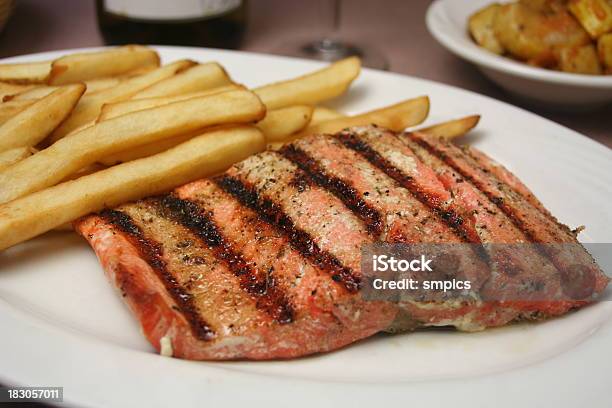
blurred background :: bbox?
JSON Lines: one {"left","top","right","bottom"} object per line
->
{"left": 0, "top": 0, "right": 608, "bottom": 146}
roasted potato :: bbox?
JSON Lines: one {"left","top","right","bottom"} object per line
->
{"left": 519, "top": 0, "right": 569, "bottom": 12}
{"left": 493, "top": 3, "right": 590, "bottom": 62}
{"left": 568, "top": 0, "right": 612, "bottom": 39}
{"left": 469, "top": 4, "right": 505, "bottom": 54}
{"left": 558, "top": 44, "right": 603, "bottom": 73}
{"left": 598, "top": 33, "right": 612, "bottom": 72}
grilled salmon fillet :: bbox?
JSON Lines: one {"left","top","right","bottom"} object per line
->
{"left": 76, "top": 125, "right": 609, "bottom": 360}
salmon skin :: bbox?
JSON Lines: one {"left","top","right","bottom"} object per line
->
{"left": 76, "top": 125, "right": 608, "bottom": 360}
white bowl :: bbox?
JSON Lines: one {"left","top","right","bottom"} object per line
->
{"left": 426, "top": 0, "right": 612, "bottom": 110}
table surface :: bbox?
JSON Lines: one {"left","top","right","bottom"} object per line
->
{"left": 0, "top": 0, "right": 610, "bottom": 148}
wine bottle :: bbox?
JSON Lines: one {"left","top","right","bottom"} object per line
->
{"left": 96, "top": 0, "right": 246, "bottom": 49}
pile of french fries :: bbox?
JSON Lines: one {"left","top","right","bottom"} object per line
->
{"left": 0, "top": 45, "right": 480, "bottom": 251}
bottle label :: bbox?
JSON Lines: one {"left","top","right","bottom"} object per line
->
{"left": 103, "top": 0, "right": 241, "bottom": 21}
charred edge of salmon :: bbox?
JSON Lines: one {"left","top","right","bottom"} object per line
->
{"left": 99, "top": 209, "right": 216, "bottom": 341}
{"left": 336, "top": 131, "right": 470, "bottom": 243}
{"left": 154, "top": 194, "right": 295, "bottom": 324}
{"left": 279, "top": 145, "right": 384, "bottom": 237}
{"left": 213, "top": 175, "right": 362, "bottom": 293}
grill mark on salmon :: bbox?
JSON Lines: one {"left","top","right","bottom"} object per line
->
{"left": 463, "top": 146, "right": 554, "bottom": 220}
{"left": 230, "top": 151, "right": 372, "bottom": 276}
{"left": 336, "top": 130, "right": 470, "bottom": 242}
{"left": 279, "top": 144, "right": 384, "bottom": 237}
{"left": 214, "top": 175, "right": 362, "bottom": 292}
{"left": 288, "top": 135, "right": 491, "bottom": 308}
{"left": 99, "top": 209, "right": 216, "bottom": 341}
{"left": 155, "top": 194, "right": 295, "bottom": 324}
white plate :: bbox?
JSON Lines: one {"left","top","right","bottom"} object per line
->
{"left": 426, "top": 0, "right": 612, "bottom": 109}
{"left": 0, "top": 46, "right": 611, "bottom": 408}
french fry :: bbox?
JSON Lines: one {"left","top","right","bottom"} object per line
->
{"left": 48, "top": 45, "right": 160, "bottom": 85}
{"left": 294, "top": 96, "right": 430, "bottom": 140}
{"left": 0, "top": 60, "right": 52, "bottom": 84}
{"left": 0, "top": 84, "right": 86, "bottom": 152}
{"left": 254, "top": 57, "right": 361, "bottom": 109}
{"left": 310, "top": 106, "right": 345, "bottom": 125}
{"left": 0, "top": 126, "right": 265, "bottom": 251}
{"left": 0, "top": 99, "right": 36, "bottom": 125}
{"left": 0, "top": 147, "right": 33, "bottom": 171}
{"left": 61, "top": 163, "right": 108, "bottom": 182}
{"left": 49, "top": 59, "right": 196, "bottom": 142}
{"left": 0, "top": 89, "right": 265, "bottom": 203}
{"left": 101, "top": 105, "right": 313, "bottom": 165}
{"left": 258, "top": 105, "right": 313, "bottom": 142}
{"left": 100, "top": 132, "right": 196, "bottom": 166}
{"left": 131, "top": 62, "right": 232, "bottom": 99}
{"left": 53, "top": 223, "right": 74, "bottom": 232}
{"left": 98, "top": 84, "right": 243, "bottom": 121}
{"left": 8, "top": 77, "right": 123, "bottom": 101}
{"left": 82, "top": 77, "right": 123, "bottom": 94}
{"left": 416, "top": 115, "right": 481, "bottom": 140}
{"left": 0, "top": 82, "right": 35, "bottom": 101}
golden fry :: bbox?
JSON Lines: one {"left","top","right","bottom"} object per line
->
{"left": 0, "top": 82, "right": 35, "bottom": 101}
{"left": 257, "top": 105, "right": 313, "bottom": 142}
{"left": 9, "top": 77, "right": 123, "bottom": 101}
{"left": 98, "top": 84, "right": 242, "bottom": 121}
{"left": 49, "top": 59, "right": 195, "bottom": 142}
{"left": 254, "top": 57, "right": 361, "bottom": 109}
{"left": 131, "top": 62, "right": 232, "bottom": 99}
{"left": 0, "top": 60, "right": 52, "bottom": 84}
{"left": 310, "top": 106, "right": 345, "bottom": 125}
{"left": 0, "top": 126, "right": 265, "bottom": 250}
{"left": 101, "top": 105, "right": 313, "bottom": 164}
{"left": 295, "top": 96, "right": 429, "bottom": 140}
{"left": 0, "top": 99, "right": 36, "bottom": 125}
{"left": 99, "top": 132, "right": 196, "bottom": 166}
{"left": 0, "top": 89, "right": 265, "bottom": 204}
{"left": 0, "top": 146, "right": 33, "bottom": 171}
{"left": 416, "top": 115, "right": 481, "bottom": 140}
{"left": 48, "top": 45, "right": 160, "bottom": 85}
{"left": 0, "top": 84, "right": 85, "bottom": 152}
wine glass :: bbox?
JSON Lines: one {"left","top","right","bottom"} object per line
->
{"left": 275, "top": 0, "right": 389, "bottom": 70}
